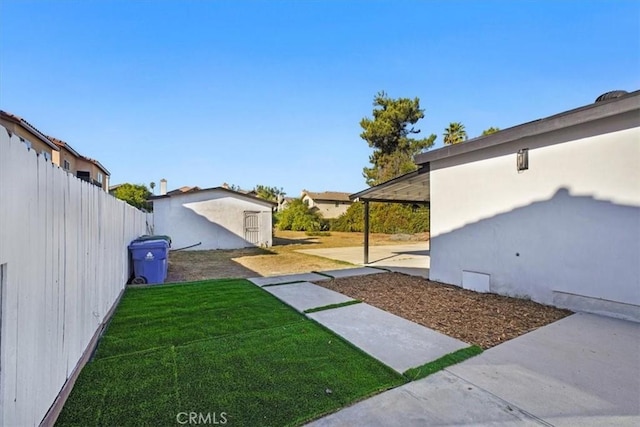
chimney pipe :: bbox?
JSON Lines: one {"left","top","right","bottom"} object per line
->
{"left": 160, "top": 179, "right": 167, "bottom": 195}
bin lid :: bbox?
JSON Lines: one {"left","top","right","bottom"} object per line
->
{"left": 133, "top": 234, "right": 171, "bottom": 244}
{"left": 129, "top": 239, "right": 170, "bottom": 250}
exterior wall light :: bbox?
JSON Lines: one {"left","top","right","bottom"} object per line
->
{"left": 517, "top": 148, "right": 529, "bottom": 172}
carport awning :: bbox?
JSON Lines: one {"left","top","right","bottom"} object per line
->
{"left": 349, "top": 166, "right": 430, "bottom": 204}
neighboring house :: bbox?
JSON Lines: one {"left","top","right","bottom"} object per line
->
{"left": 0, "top": 110, "right": 59, "bottom": 161}
{"left": 48, "top": 136, "right": 82, "bottom": 174}
{"left": 301, "top": 190, "right": 353, "bottom": 218}
{"left": 50, "top": 136, "right": 111, "bottom": 191}
{"left": 166, "top": 185, "right": 201, "bottom": 196}
{"left": 75, "top": 155, "right": 110, "bottom": 190}
{"left": 352, "top": 90, "right": 640, "bottom": 321}
{"left": 108, "top": 183, "right": 123, "bottom": 194}
{"left": 150, "top": 183, "right": 276, "bottom": 250}
{"left": 0, "top": 110, "right": 110, "bottom": 190}
{"left": 278, "top": 196, "right": 294, "bottom": 212}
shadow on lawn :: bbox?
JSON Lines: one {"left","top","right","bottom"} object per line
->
{"left": 273, "top": 236, "right": 319, "bottom": 246}
{"left": 166, "top": 247, "right": 273, "bottom": 282}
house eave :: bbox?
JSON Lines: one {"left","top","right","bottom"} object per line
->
{"left": 414, "top": 90, "right": 640, "bottom": 166}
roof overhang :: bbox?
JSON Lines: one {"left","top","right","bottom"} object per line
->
{"left": 350, "top": 166, "right": 430, "bottom": 204}
{"left": 415, "top": 89, "right": 640, "bottom": 166}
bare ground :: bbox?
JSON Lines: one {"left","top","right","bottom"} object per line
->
{"left": 314, "top": 272, "right": 572, "bottom": 349}
{"left": 167, "top": 231, "right": 425, "bottom": 282}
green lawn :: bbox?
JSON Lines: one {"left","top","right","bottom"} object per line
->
{"left": 56, "top": 279, "right": 405, "bottom": 426}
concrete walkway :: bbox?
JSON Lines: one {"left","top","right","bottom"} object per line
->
{"left": 308, "top": 303, "right": 468, "bottom": 373}
{"left": 248, "top": 268, "right": 467, "bottom": 374}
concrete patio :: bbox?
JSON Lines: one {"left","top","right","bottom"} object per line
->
{"left": 308, "top": 311, "right": 640, "bottom": 426}
{"left": 297, "top": 242, "right": 430, "bottom": 272}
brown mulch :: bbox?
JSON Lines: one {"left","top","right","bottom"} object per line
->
{"left": 314, "top": 273, "right": 572, "bottom": 349}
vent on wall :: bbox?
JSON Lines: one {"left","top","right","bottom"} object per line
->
{"left": 462, "top": 271, "right": 491, "bottom": 293}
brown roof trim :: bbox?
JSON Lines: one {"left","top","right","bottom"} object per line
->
{"left": 47, "top": 135, "right": 82, "bottom": 158}
{"left": 149, "top": 186, "right": 277, "bottom": 206}
{"left": 414, "top": 90, "right": 640, "bottom": 165}
{"left": 0, "top": 110, "right": 59, "bottom": 151}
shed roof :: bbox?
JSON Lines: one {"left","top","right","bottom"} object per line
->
{"left": 150, "top": 186, "right": 277, "bottom": 207}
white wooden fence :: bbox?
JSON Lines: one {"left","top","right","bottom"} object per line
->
{"left": 0, "top": 126, "right": 149, "bottom": 426}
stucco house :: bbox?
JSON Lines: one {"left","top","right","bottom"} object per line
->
{"left": 150, "top": 183, "right": 276, "bottom": 250}
{"left": 49, "top": 136, "right": 111, "bottom": 190}
{"left": 0, "top": 110, "right": 59, "bottom": 160}
{"left": 301, "top": 190, "right": 353, "bottom": 219}
{"left": 352, "top": 90, "right": 639, "bottom": 321}
{"left": 0, "top": 110, "right": 110, "bottom": 190}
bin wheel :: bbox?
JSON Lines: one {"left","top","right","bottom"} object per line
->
{"left": 132, "top": 276, "right": 147, "bottom": 285}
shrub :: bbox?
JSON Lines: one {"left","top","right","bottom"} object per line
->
{"left": 277, "top": 199, "right": 324, "bottom": 232}
{"left": 331, "top": 202, "right": 429, "bottom": 234}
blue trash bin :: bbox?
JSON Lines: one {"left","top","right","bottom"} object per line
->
{"left": 129, "top": 237, "right": 170, "bottom": 284}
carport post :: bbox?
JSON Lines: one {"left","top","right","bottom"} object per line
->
{"left": 363, "top": 200, "right": 369, "bottom": 264}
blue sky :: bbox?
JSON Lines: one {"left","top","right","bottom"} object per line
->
{"left": 1, "top": 1, "right": 638, "bottom": 196}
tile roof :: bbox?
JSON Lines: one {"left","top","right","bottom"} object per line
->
{"left": 166, "top": 186, "right": 201, "bottom": 196}
{"left": 1, "top": 110, "right": 111, "bottom": 175}
{"left": 46, "top": 135, "right": 82, "bottom": 157}
{"left": 0, "top": 110, "right": 59, "bottom": 151}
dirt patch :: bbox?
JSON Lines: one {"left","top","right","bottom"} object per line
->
{"left": 233, "top": 251, "right": 353, "bottom": 277}
{"left": 315, "top": 272, "right": 572, "bottom": 349}
{"left": 274, "top": 230, "right": 428, "bottom": 248}
{"left": 167, "top": 248, "right": 268, "bottom": 282}
{"left": 167, "top": 231, "right": 427, "bottom": 282}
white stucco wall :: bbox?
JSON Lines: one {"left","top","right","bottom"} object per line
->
{"left": 429, "top": 113, "right": 640, "bottom": 321}
{"left": 153, "top": 190, "right": 273, "bottom": 250}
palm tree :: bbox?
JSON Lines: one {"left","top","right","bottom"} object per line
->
{"left": 443, "top": 122, "right": 468, "bottom": 145}
{"left": 149, "top": 181, "right": 156, "bottom": 194}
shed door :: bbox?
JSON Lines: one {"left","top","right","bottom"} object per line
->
{"left": 244, "top": 211, "right": 260, "bottom": 245}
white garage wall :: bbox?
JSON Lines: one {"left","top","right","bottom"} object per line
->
{"left": 153, "top": 190, "right": 273, "bottom": 250}
{"left": 0, "top": 128, "right": 148, "bottom": 425}
{"left": 429, "top": 116, "right": 640, "bottom": 321}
